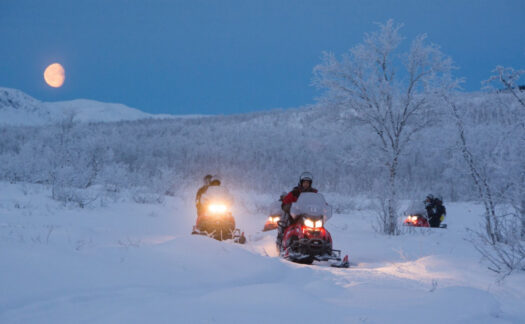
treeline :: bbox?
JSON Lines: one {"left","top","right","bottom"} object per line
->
{"left": 0, "top": 92, "right": 522, "bottom": 201}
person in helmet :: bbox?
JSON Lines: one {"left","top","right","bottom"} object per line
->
{"left": 424, "top": 194, "right": 446, "bottom": 228}
{"left": 195, "top": 175, "right": 221, "bottom": 215}
{"left": 277, "top": 172, "right": 318, "bottom": 248}
{"left": 282, "top": 172, "right": 318, "bottom": 209}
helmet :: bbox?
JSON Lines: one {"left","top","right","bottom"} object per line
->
{"left": 424, "top": 194, "right": 434, "bottom": 205}
{"left": 299, "top": 172, "right": 313, "bottom": 185}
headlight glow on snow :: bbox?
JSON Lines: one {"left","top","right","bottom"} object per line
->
{"left": 208, "top": 204, "right": 227, "bottom": 213}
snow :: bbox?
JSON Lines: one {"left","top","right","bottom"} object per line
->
{"left": 0, "top": 87, "right": 205, "bottom": 126}
{"left": 1, "top": 86, "right": 522, "bottom": 204}
{"left": 1, "top": 182, "right": 524, "bottom": 323}
{"left": 42, "top": 99, "right": 154, "bottom": 123}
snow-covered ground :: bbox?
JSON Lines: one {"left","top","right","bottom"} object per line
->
{"left": 1, "top": 182, "right": 524, "bottom": 323}
{"left": 0, "top": 87, "right": 206, "bottom": 126}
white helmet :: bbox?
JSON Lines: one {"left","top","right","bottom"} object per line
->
{"left": 299, "top": 171, "right": 313, "bottom": 185}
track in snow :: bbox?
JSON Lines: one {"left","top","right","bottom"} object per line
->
{"left": 1, "top": 183, "right": 524, "bottom": 323}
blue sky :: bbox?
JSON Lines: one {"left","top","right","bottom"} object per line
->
{"left": 1, "top": 0, "right": 524, "bottom": 115}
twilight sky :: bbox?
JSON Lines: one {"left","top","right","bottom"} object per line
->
{"left": 1, "top": 0, "right": 524, "bottom": 115}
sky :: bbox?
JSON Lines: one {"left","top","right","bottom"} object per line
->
{"left": 1, "top": 0, "right": 524, "bottom": 115}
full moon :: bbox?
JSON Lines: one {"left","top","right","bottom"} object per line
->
{"left": 43, "top": 63, "right": 65, "bottom": 88}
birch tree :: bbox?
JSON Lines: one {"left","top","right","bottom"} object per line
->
{"left": 484, "top": 66, "right": 525, "bottom": 240}
{"left": 443, "top": 66, "right": 525, "bottom": 274}
{"left": 313, "top": 20, "right": 456, "bottom": 234}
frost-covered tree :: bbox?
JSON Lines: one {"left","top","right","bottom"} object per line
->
{"left": 313, "top": 20, "right": 456, "bottom": 235}
{"left": 485, "top": 66, "right": 525, "bottom": 110}
{"left": 0, "top": 86, "right": 520, "bottom": 210}
{"left": 442, "top": 65, "right": 525, "bottom": 274}
{"left": 445, "top": 95, "right": 500, "bottom": 242}
{"left": 484, "top": 66, "right": 525, "bottom": 239}
{"left": 478, "top": 66, "right": 525, "bottom": 273}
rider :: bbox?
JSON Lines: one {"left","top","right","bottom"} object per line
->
{"left": 195, "top": 175, "right": 213, "bottom": 208}
{"left": 195, "top": 175, "right": 221, "bottom": 216}
{"left": 277, "top": 172, "right": 318, "bottom": 248}
{"left": 424, "top": 194, "right": 446, "bottom": 228}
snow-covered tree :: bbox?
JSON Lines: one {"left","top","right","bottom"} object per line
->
{"left": 442, "top": 65, "right": 525, "bottom": 274}
{"left": 485, "top": 66, "right": 525, "bottom": 239}
{"left": 0, "top": 85, "right": 521, "bottom": 211}
{"left": 485, "top": 66, "right": 525, "bottom": 110}
{"left": 313, "top": 20, "right": 456, "bottom": 235}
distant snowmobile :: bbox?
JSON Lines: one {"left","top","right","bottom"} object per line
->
{"left": 403, "top": 196, "right": 447, "bottom": 228}
{"left": 263, "top": 214, "right": 281, "bottom": 232}
{"left": 403, "top": 212, "right": 431, "bottom": 227}
{"left": 278, "top": 192, "right": 349, "bottom": 268}
{"left": 403, "top": 208, "right": 447, "bottom": 229}
{"left": 192, "top": 186, "right": 246, "bottom": 243}
{"left": 262, "top": 197, "right": 284, "bottom": 232}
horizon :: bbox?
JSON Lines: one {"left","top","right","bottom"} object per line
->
{"left": 2, "top": 84, "right": 516, "bottom": 119}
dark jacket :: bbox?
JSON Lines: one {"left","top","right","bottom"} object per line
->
{"left": 195, "top": 182, "right": 221, "bottom": 205}
{"left": 195, "top": 185, "right": 209, "bottom": 205}
{"left": 426, "top": 199, "right": 446, "bottom": 227}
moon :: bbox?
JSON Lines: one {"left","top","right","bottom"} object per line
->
{"left": 43, "top": 63, "right": 65, "bottom": 88}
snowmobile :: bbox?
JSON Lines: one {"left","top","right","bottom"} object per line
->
{"left": 403, "top": 212, "right": 447, "bottom": 228}
{"left": 278, "top": 192, "right": 349, "bottom": 268}
{"left": 403, "top": 213, "right": 430, "bottom": 227}
{"left": 262, "top": 197, "right": 284, "bottom": 232}
{"left": 263, "top": 214, "right": 281, "bottom": 231}
{"left": 192, "top": 186, "right": 246, "bottom": 244}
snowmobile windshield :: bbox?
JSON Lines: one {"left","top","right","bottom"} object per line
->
{"left": 290, "top": 192, "right": 332, "bottom": 222}
{"left": 201, "top": 186, "right": 233, "bottom": 206}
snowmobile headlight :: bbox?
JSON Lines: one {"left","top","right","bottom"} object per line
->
{"left": 315, "top": 220, "right": 323, "bottom": 228}
{"left": 208, "top": 204, "right": 227, "bottom": 213}
{"left": 410, "top": 216, "right": 418, "bottom": 221}
{"left": 304, "top": 218, "right": 315, "bottom": 228}
{"left": 272, "top": 216, "right": 280, "bottom": 223}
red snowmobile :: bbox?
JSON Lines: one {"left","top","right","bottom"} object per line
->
{"left": 279, "top": 192, "right": 349, "bottom": 268}
{"left": 403, "top": 213, "right": 430, "bottom": 227}
{"left": 263, "top": 198, "right": 284, "bottom": 231}
{"left": 263, "top": 214, "right": 281, "bottom": 232}
{"left": 192, "top": 186, "right": 246, "bottom": 244}
{"left": 403, "top": 212, "right": 447, "bottom": 228}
